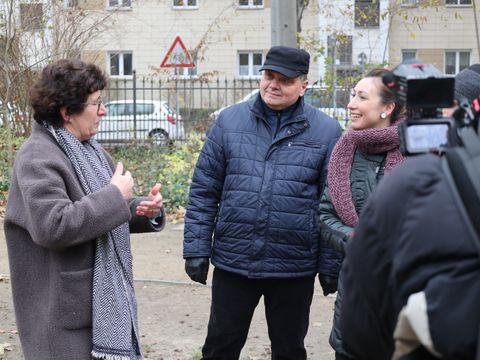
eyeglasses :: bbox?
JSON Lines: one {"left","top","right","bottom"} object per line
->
{"left": 83, "top": 98, "right": 103, "bottom": 114}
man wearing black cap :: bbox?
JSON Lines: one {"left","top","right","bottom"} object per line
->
{"left": 183, "top": 45, "right": 342, "bottom": 359}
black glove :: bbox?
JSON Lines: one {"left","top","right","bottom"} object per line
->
{"left": 185, "top": 257, "right": 210, "bottom": 285}
{"left": 318, "top": 274, "right": 338, "bottom": 296}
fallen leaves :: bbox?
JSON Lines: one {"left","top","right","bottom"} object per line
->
{"left": 0, "top": 342, "right": 13, "bottom": 356}
{"left": 166, "top": 205, "right": 186, "bottom": 224}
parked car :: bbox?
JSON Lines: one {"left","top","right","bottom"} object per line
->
{"left": 208, "top": 89, "right": 259, "bottom": 122}
{"left": 96, "top": 100, "right": 185, "bottom": 146}
{"left": 209, "top": 86, "right": 348, "bottom": 128}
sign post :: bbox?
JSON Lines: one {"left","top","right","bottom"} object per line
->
{"left": 160, "top": 35, "right": 196, "bottom": 127}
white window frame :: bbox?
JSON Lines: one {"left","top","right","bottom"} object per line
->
{"left": 172, "top": 0, "right": 199, "bottom": 9}
{"left": 400, "top": 0, "right": 418, "bottom": 6}
{"left": 445, "top": 0, "right": 472, "bottom": 5}
{"left": 237, "top": 51, "right": 263, "bottom": 79}
{"left": 401, "top": 49, "right": 417, "bottom": 62}
{"left": 107, "top": 0, "right": 131, "bottom": 10}
{"left": 444, "top": 50, "right": 471, "bottom": 75}
{"left": 238, "top": 0, "right": 264, "bottom": 9}
{"left": 107, "top": 51, "right": 133, "bottom": 78}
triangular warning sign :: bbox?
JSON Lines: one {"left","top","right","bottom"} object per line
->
{"left": 160, "top": 35, "right": 196, "bottom": 68}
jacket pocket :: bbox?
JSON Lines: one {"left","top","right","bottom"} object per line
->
{"left": 59, "top": 267, "right": 93, "bottom": 330}
{"left": 279, "top": 141, "right": 326, "bottom": 171}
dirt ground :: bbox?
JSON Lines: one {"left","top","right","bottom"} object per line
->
{"left": 0, "top": 221, "right": 336, "bottom": 360}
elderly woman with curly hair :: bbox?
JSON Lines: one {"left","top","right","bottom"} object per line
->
{"left": 4, "top": 59, "right": 165, "bottom": 360}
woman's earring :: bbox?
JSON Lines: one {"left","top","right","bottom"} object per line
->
{"left": 380, "top": 112, "right": 387, "bottom": 119}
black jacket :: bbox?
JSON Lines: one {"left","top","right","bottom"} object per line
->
{"left": 340, "top": 154, "right": 480, "bottom": 359}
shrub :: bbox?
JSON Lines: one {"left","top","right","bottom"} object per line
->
{"left": 0, "top": 128, "right": 26, "bottom": 198}
{"left": 0, "top": 133, "right": 203, "bottom": 217}
{"left": 108, "top": 136, "right": 203, "bottom": 215}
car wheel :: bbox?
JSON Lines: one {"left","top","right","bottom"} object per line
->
{"left": 149, "top": 129, "right": 172, "bottom": 146}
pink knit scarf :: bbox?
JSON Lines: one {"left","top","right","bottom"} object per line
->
{"left": 327, "top": 124, "right": 406, "bottom": 227}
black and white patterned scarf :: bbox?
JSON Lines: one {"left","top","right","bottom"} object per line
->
{"left": 51, "top": 127, "right": 141, "bottom": 360}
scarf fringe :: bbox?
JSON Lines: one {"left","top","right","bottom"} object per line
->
{"left": 92, "top": 350, "right": 140, "bottom": 360}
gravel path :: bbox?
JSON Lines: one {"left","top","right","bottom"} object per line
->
{"left": 0, "top": 222, "right": 336, "bottom": 360}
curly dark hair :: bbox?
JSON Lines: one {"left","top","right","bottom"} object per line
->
{"left": 29, "top": 59, "right": 107, "bottom": 128}
{"left": 364, "top": 67, "right": 405, "bottom": 123}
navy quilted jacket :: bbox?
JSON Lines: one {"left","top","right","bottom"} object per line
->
{"left": 183, "top": 94, "right": 342, "bottom": 278}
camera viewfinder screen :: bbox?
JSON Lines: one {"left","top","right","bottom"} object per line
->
{"left": 406, "top": 78, "right": 454, "bottom": 108}
{"left": 406, "top": 123, "right": 449, "bottom": 152}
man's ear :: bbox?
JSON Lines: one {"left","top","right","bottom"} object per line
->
{"left": 300, "top": 79, "right": 309, "bottom": 96}
{"left": 60, "top": 107, "right": 69, "bottom": 122}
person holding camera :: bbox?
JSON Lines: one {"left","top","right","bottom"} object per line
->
{"left": 338, "top": 64, "right": 480, "bottom": 359}
{"left": 317, "top": 68, "right": 406, "bottom": 360}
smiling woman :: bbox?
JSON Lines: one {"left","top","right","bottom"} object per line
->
{"left": 317, "top": 67, "right": 406, "bottom": 359}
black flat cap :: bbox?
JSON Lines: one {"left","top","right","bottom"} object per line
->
{"left": 259, "top": 46, "right": 310, "bottom": 78}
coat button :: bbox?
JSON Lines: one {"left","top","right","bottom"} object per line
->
{"left": 304, "top": 122, "right": 308, "bottom": 127}
{"left": 287, "top": 130, "right": 291, "bottom": 135}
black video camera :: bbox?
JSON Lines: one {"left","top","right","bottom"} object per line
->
{"left": 382, "top": 61, "right": 471, "bottom": 155}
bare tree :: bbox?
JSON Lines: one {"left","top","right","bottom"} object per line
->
{"left": 297, "top": 0, "right": 310, "bottom": 34}
{"left": 0, "top": 0, "right": 118, "bottom": 131}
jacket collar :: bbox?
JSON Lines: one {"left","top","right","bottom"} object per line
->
{"left": 250, "top": 92, "right": 307, "bottom": 126}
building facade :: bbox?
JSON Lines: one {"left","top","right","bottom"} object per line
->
{"left": 388, "top": 0, "right": 479, "bottom": 74}
{"left": 317, "top": 0, "right": 390, "bottom": 78}
{"left": 79, "top": 0, "right": 320, "bottom": 81}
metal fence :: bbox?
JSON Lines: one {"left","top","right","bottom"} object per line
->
{"left": 100, "top": 72, "right": 353, "bottom": 145}
{"left": 100, "top": 73, "right": 264, "bottom": 145}
{"left": 2, "top": 72, "right": 352, "bottom": 144}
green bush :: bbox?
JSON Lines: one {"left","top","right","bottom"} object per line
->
{"left": 0, "top": 128, "right": 26, "bottom": 198}
{"left": 108, "top": 136, "right": 203, "bottom": 214}
{"left": 181, "top": 107, "right": 216, "bottom": 135}
{"left": 0, "top": 132, "right": 203, "bottom": 215}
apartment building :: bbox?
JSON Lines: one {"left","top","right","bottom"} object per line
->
{"left": 77, "top": 0, "right": 320, "bottom": 81}
{"left": 317, "top": 0, "right": 390, "bottom": 78}
{"left": 389, "top": 0, "right": 480, "bottom": 74}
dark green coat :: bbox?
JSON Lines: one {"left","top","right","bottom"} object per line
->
{"left": 318, "top": 150, "right": 386, "bottom": 254}
{"left": 317, "top": 149, "right": 385, "bottom": 356}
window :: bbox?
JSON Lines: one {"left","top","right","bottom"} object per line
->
{"left": 238, "top": 51, "right": 263, "bottom": 78}
{"left": 108, "top": 52, "right": 133, "bottom": 77}
{"left": 401, "top": 0, "right": 418, "bottom": 6}
{"left": 355, "top": 0, "right": 379, "bottom": 28}
{"left": 108, "top": 0, "right": 131, "bottom": 8}
{"left": 238, "top": 0, "right": 263, "bottom": 8}
{"left": 402, "top": 50, "right": 417, "bottom": 62}
{"left": 445, "top": 51, "right": 470, "bottom": 75}
{"left": 445, "top": 0, "right": 472, "bottom": 5}
{"left": 20, "top": 3, "right": 43, "bottom": 32}
{"left": 328, "top": 35, "right": 353, "bottom": 67}
{"left": 175, "top": 50, "right": 198, "bottom": 78}
{"left": 136, "top": 103, "right": 155, "bottom": 115}
{"left": 173, "top": 0, "right": 198, "bottom": 9}
{"left": 65, "top": 0, "right": 79, "bottom": 7}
